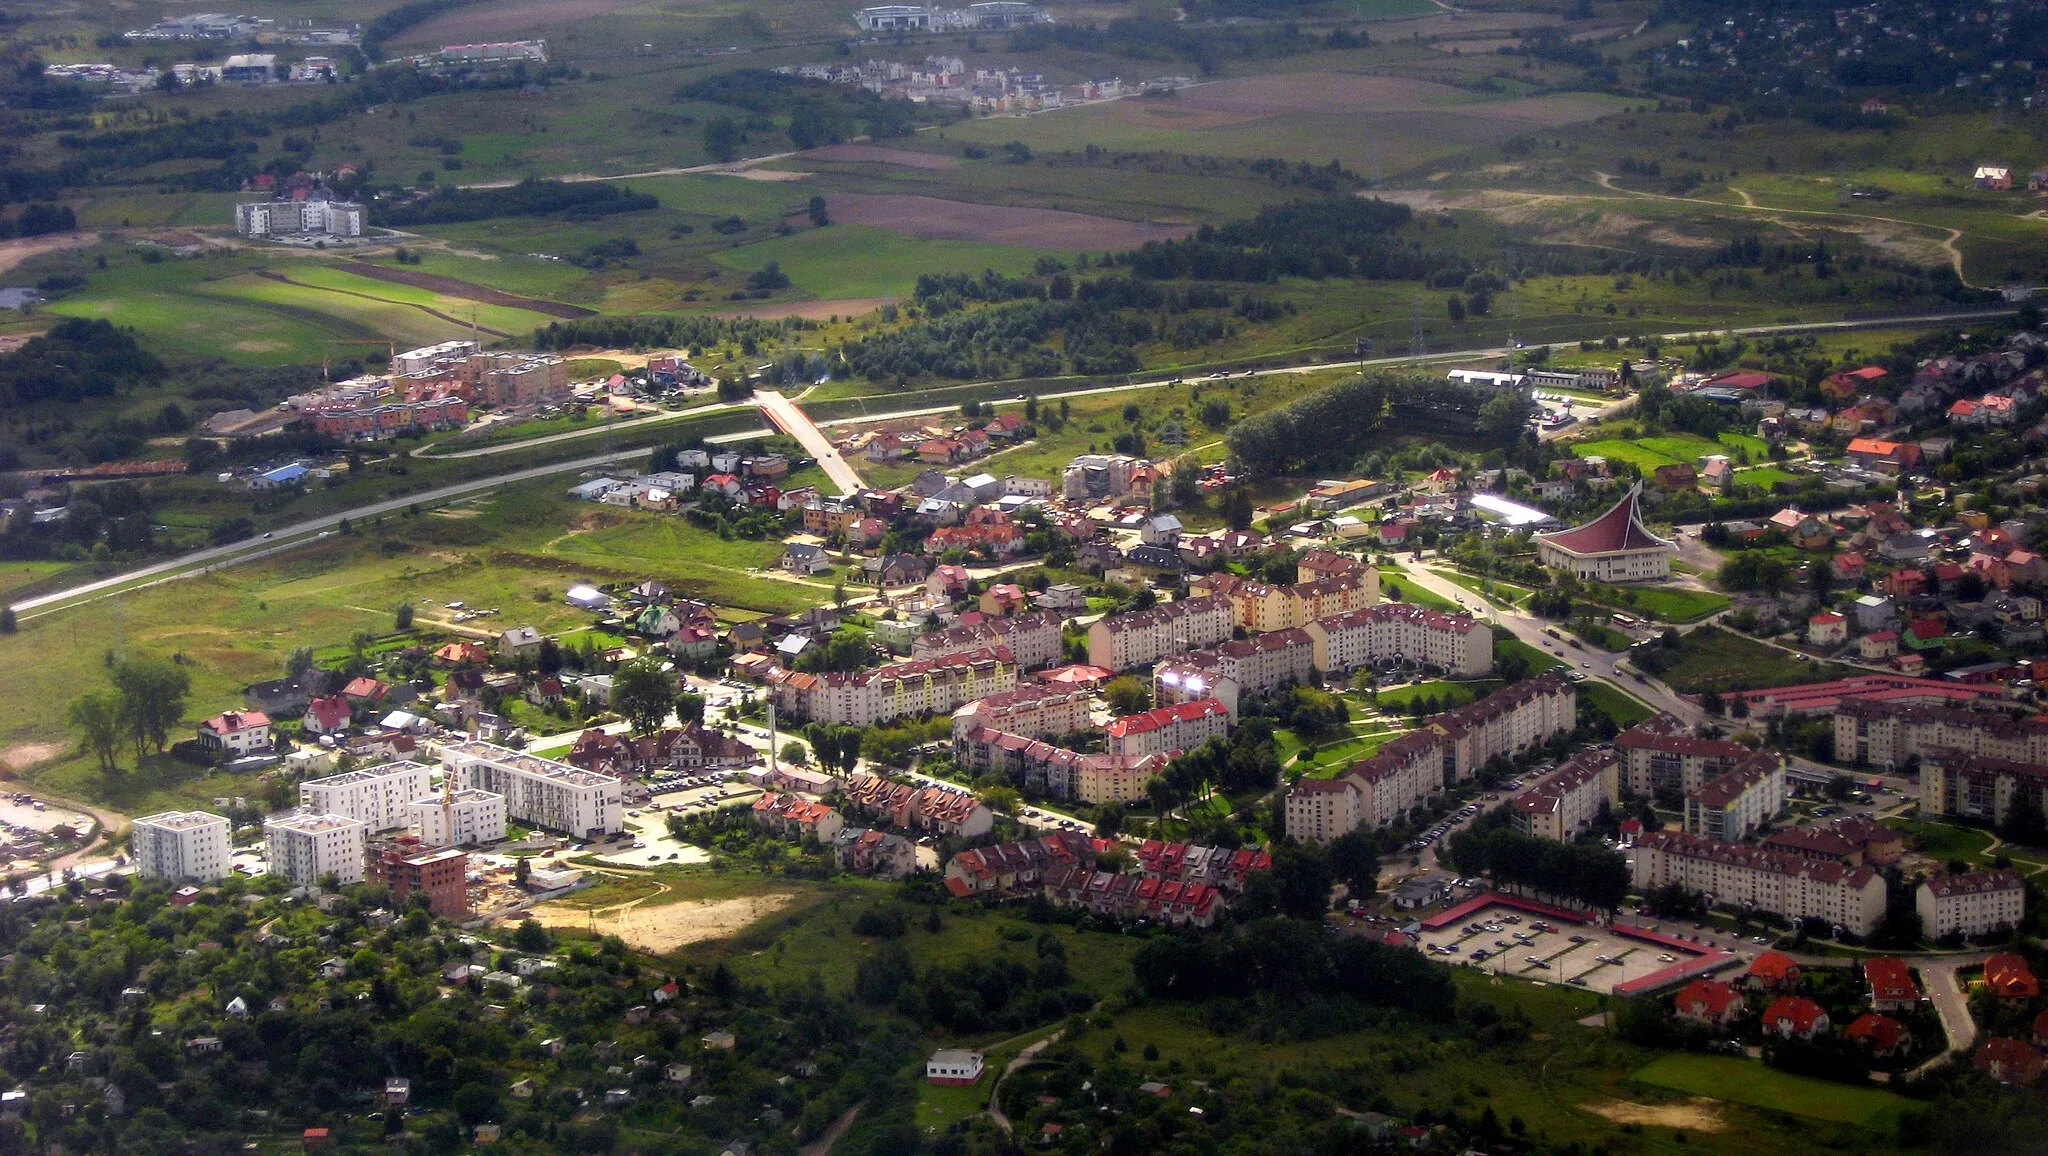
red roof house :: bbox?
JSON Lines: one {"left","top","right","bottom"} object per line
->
{"left": 1759, "top": 996, "right": 1830, "bottom": 1038}
{"left": 1985, "top": 954, "right": 2040, "bottom": 998}
{"left": 1976, "top": 1037, "right": 2045, "bottom": 1085}
{"left": 1746, "top": 951, "right": 1801, "bottom": 991}
{"left": 1844, "top": 1013, "right": 1909, "bottom": 1055}
{"left": 1864, "top": 957, "right": 1921, "bottom": 1011}
{"left": 1673, "top": 979, "right": 1743, "bottom": 1026}
{"left": 1703, "top": 371, "right": 1777, "bottom": 390}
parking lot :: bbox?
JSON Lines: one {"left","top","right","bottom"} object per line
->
{"left": 1411, "top": 904, "right": 1707, "bottom": 995}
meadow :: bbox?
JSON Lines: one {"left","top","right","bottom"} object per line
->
{"left": 1629, "top": 1053, "right": 1909, "bottom": 1132}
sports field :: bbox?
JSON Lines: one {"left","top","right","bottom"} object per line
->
{"left": 1631, "top": 1054, "right": 1909, "bottom": 1131}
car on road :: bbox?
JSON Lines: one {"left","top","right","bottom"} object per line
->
{"left": 1657, "top": 954, "right": 1676, "bottom": 962}
{"left": 1752, "top": 935, "right": 1770, "bottom": 944}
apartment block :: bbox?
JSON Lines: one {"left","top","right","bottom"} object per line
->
{"left": 1511, "top": 749, "right": 1620, "bottom": 842}
{"left": 913, "top": 609, "right": 1063, "bottom": 670}
{"left": 1683, "top": 752, "right": 1787, "bottom": 842}
{"left": 1085, "top": 595, "right": 1234, "bottom": 672}
{"left": 770, "top": 646, "right": 1018, "bottom": 726}
{"left": 264, "top": 811, "right": 369, "bottom": 887}
{"left": 950, "top": 683, "right": 1094, "bottom": 741}
{"left": 1631, "top": 830, "right": 1887, "bottom": 936}
{"left": 1917, "top": 869, "right": 2026, "bottom": 939}
{"left": 1153, "top": 628, "right": 1316, "bottom": 715}
{"left": 441, "top": 741, "right": 623, "bottom": 837}
{"left": 1617, "top": 714, "right": 1754, "bottom": 796}
{"left": 1833, "top": 697, "right": 2048, "bottom": 768}
{"left": 370, "top": 845, "right": 470, "bottom": 918}
{"left": 1301, "top": 603, "right": 1492, "bottom": 678}
{"left": 299, "top": 761, "right": 433, "bottom": 832}
{"left": 1196, "top": 571, "right": 1380, "bottom": 633}
{"left": 1105, "top": 698, "right": 1230, "bottom": 758}
{"left": 408, "top": 788, "right": 508, "bottom": 847}
{"left": 1921, "top": 749, "right": 2048, "bottom": 826}
{"left": 131, "top": 811, "right": 231, "bottom": 883}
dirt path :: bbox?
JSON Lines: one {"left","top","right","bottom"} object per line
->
{"left": 797, "top": 1103, "right": 863, "bottom": 1156}
{"left": 988, "top": 1031, "right": 1063, "bottom": 1135}
{"left": 0, "top": 232, "right": 99, "bottom": 280}
{"left": 1591, "top": 171, "right": 1980, "bottom": 288}
{"left": 252, "top": 270, "right": 515, "bottom": 337}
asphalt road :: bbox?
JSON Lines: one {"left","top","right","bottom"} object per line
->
{"left": 756, "top": 389, "right": 868, "bottom": 495}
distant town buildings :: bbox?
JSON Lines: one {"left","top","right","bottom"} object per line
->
{"left": 235, "top": 195, "right": 363, "bottom": 240}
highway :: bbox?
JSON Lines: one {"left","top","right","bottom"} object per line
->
{"left": 11, "top": 305, "right": 2021, "bottom": 622}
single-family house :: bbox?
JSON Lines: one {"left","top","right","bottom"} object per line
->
{"left": 780, "top": 543, "right": 834, "bottom": 576}
{"left": 1807, "top": 611, "right": 1847, "bottom": 647}
{"left": 1759, "top": 996, "right": 1830, "bottom": 1039}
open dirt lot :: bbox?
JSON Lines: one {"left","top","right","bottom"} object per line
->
{"left": 1580, "top": 1098, "right": 1728, "bottom": 1133}
{"left": 824, "top": 194, "right": 1192, "bottom": 249}
{"left": 530, "top": 881, "right": 794, "bottom": 952}
{"left": 719, "top": 296, "right": 894, "bottom": 321}
{"left": 1411, "top": 904, "right": 1710, "bottom": 995}
{"left": 1171, "top": 73, "right": 1613, "bottom": 128}
{"left": 802, "top": 145, "right": 958, "bottom": 170}
{"left": 0, "top": 232, "right": 99, "bottom": 280}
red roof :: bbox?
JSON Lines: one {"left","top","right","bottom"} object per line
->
{"left": 1106, "top": 698, "right": 1228, "bottom": 737}
{"left": 1674, "top": 978, "right": 1741, "bottom": 1019}
{"left": 1748, "top": 951, "right": 1800, "bottom": 984}
{"left": 1536, "top": 484, "right": 1668, "bottom": 556}
{"left": 1986, "top": 954, "right": 2040, "bottom": 998}
{"left": 1705, "top": 371, "right": 1775, "bottom": 389}
{"left": 1864, "top": 957, "right": 1920, "bottom": 1003}
{"left": 1845, "top": 1013, "right": 1907, "bottom": 1050}
{"left": 1761, "top": 996, "right": 1828, "bottom": 1034}
{"left": 1976, "top": 1037, "right": 2045, "bottom": 1084}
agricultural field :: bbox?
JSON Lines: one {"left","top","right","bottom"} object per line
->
{"left": 1570, "top": 431, "right": 1775, "bottom": 473}
{"left": 1648, "top": 626, "right": 1851, "bottom": 695}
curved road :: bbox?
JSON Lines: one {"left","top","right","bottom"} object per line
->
{"left": 10, "top": 307, "right": 2020, "bottom": 622}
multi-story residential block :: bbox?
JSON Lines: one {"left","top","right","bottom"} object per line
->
{"left": 264, "top": 811, "right": 369, "bottom": 887}
{"left": 1760, "top": 816, "right": 1905, "bottom": 866}
{"left": 131, "top": 811, "right": 231, "bottom": 883}
{"left": 1916, "top": 869, "right": 2026, "bottom": 939}
{"left": 1284, "top": 673, "right": 1577, "bottom": 843}
{"left": 912, "top": 609, "right": 1063, "bottom": 669}
{"left": 408, "top": 788, "right": 508, "bottom": 847}
{"left": 769, "top": 647, "right": 1018, "bottom": 726}
{"left": 1683, "top": 752, "right": 1787, "bottom": 842}
{"left": 1085, "top": 596, "right": 1234, "bottom": 672}
{"left": 1630, "top": 830, "right": 1887, "bottom": 935}
{"left": 369, "top": 844, "right": 470, "bottom": 918}
{"left": 440, "top": 741, "right": 623, "bottom": 837}
{"left": 299, "top": 761, "right": 433, "bottom": 832}
{"left": 1921, "top": 750, "right": 2048, "bottom": 826}
{"left": 1617, "top": 714, "right": 1754, "bottom": 796}
{"left": 1301, "top": 603, "right": 1492, "bottom": 677}
{"left": 1196, "top": 571, "right": 1380, "bottom": 633}
{"left": 950, "top": 684, "right": 1093, "bottom": 741}
{"left": 1153, "top": 628, "right": 1316, "bottom": 715}
{"left": 1834, "top": 698, "right": 2048, "bottom": 768}
{"left": 1105, "top": 698, "right": 1230, "bottom": 758}
{"left": 1511, "top": 749, "right": 1620, "bottom": 841}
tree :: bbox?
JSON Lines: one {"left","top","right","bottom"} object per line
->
{"left": 0, "top": 605, "right": 14, "bottom": 634}
{"left": 511, "top": 919, "right": 552, "bottom": 952}
{"left": 1170, "top": 458, "right": 1201, "bottom": 507}
{"left": 514, "top": 856, "right": 531, "bottom": 887}
{"left": 69, "top": 691, "right": 123, "bottom": 773}
{"left": 1267, "top": 841, "right": 1334, "bottom": 920}
{"left": 394, "top": 601, "right": 414, "bottom": 631}
{"left": 1475, "top": 390, "right": 1532, "bottom": 446}
{"left": 780, "top": 740, "right": 808, "bottom": 764}
{"left": 284, "top": 646, "right": 315, "bottom": 677}
{"left": 1104, "top": 676, "right": 1152, "bottom": 717}
{"left": 1221, "top": 487, "right": 1254, "bottom": 530}
{"left": 675, "top": 692, "right": 706, "bottom": 726}
{"left": 808, "top": 195, "right": 830, "bottom": 227}
{"left": 112, "top": 659, "right": 190, "bottom": 760}
{"left": 1447, "top": 295, "right": 1466, "bottom": 323}
{"left": 1327, "top": 830, "right": 1380, "bottom": 902}
{"left": 611, "top": 658, "right": 675, "bottom": 735}
{"left": 703, "top": 116, "right": 741, "bottom": 163}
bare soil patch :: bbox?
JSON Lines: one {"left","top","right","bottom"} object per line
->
{"left": 802, "top": 144, "right": 957, "bottom": 170}
{"left": 0, "top": 232, "right": 99, "bottom": 280}
{"left": 339, "top": 261, "right": 595, "bottom": 318}
{"left": 1580, "top": 1098, "right": 1727, "bottom": 1133}
{"left": 719, "top": 297, "right": 894, "bottom": 320}
{"left": 397, "top": 0, "right": 652, "bottom": 45}
{"left": 530, "top": 889, "right": 795, "bottom": 952}
{"left": 0, "top": 743, "right": 64, "bottom": 775}
{"left": 731, "top": 168, "right": 813, "bottom": 182}
{"left": 826, "top": 194, "right": 1191, "bottom": 249}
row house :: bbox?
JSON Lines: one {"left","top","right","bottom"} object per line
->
{"left": 926, "top": 520, "right": 1027, "bottom": 557}
{"left": 1131, "top": 840, "right": 1270, "bottom": 892}
{"left": 841, "top": 773, "right": 995, "bottom": 838}
{"left": 768, "top": 647, "right": 1018, "bottom": 726}
{"left": 1042, "top": 865, "right": 1223, "bottom": 927}
{"left": 1301, "top": 602, "right": 1493, "bottom": 677}
{"left": 1152, "top": 628, "right": 1315, "bottom": 715}
{"left": 1105, "top": 698, "right": 1230, "bottom": 758}
{"left": 1630, "top": 830, "right": 1887, "bottom": 936}
{"left": 1916, "top": 868, "right": 2026, "bottom": 939}
{"left": 1617, "top": 714, "right": 1755, "bottom": 796}
{"left": 943, "top": 829, "right": 1096, "bottom": 896}
{"left": 750, "top": 793, "right": 845, "bottom": 844}
{"left": 912, "top": 609, "right": 1062, "bottom": 669}
{"left": 1511, "top": 749, "right": 1620, "bottom": 842}
{"left": 566, "top": 724, "right": 758, "bottom": 777}
{"left": 309, "top": 396, "right": 469, "bottom": 441}
{"left": 949, "top": 683, "right": 1093, "bottom": 741}
{"left": 1178, "top": 528, "right": 1269, "bottom": 570}
{"left": 1920, "top": 749, "right": 2048, "bottom": 827}
{"left": 1084, "top": 595, "right": 1235, "bottom": 671}
{"left": 1833, "top": 697, "right": 2048, "bottom": 768}
{"left": 1194, "top": 570, "right": 1380, "bottom": 633}
{"left": 832, "top": 826, "right": 917, "bottom": 880}
{"left": 1683, "top": 751, "right": 1787, "bottom": 842}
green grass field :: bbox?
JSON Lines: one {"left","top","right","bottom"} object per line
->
{"left": 1581, "top": 680, "right": 1656, "bottom": 728}
{"left": 707, "top": 224, "right": 1044, "bottom": 302}
{"left": 1654, "top": 626, "right": 1850, "bottom": 694}
{"left": 1631, "top": 1053, "right": 1909, "bottom": 1131}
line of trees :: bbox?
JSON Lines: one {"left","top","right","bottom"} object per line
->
{"left": 1442, "top": 816, "right": 1630, "bottom": 911}
{"left": 1130, "top": 916, "right": 1456, "bottom": 1018}
{"left": 68, "top": 657, "right": 192, "bottom": 773}
{"left": 375, "top": 179, "right": 656, "bottom": 227}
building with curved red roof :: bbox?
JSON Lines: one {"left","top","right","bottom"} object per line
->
{"left": 1534, "top": 483, "right": 1676, "bottom": 582}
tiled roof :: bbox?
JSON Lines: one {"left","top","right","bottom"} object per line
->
{"left": 1536, "top": 483, "right": 1670, "bottom": 556}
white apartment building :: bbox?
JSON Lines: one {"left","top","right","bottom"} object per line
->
{"left": 409, "top": 788, "right": 508, "bottom": 847}
{"left": 1085, "top": 595, "right": 1234, "bottom": 672}
{"left": 1302, "top": 603, "right": 1492, "bottom": 677}
{"left": 1683, "top": 752, "right": 1786, "bottom": 842}
{"left": 441, "top": 741, "right": 623, "bottom": 837}
{"left": 1285, "top": 777, "right": 1362, "bottom": 843}
{"left": 1916, "top": 869, "right": 2026, "bottom": 939}
{"left": 1511, "top": 749, "right": 1619, "bottom": 842}
{"left": 300, "top": 761, "right": 433, "bottom": 832}
{"left": 1105, "top": 698, "right": 1230, "bottom": 758}
{"left": 950, "top": 684, "right": 1093, "bottom": 741}
{"left": 911, "top": 609, "right": 1063, "bottom": 669}
{"left": 1200, "top": 571, "right": 1380, "bottom": 634}
{"left": 264, "top": 811, "right": 368, "bottom": 887}
{"left": 1617, "top": 714, "right": 1755, "bottom": 796}
{"left": 1631, "top": 831, "right": 1887, "bottom": 936}
{"left": 131, "top": 810, "right": 231, "bottom": 883}
{"left": 1154, "top": 628, "right": 1316, "bottom": 715}
{"left": 235, "top": 197, "right": 364, "bottom": 239}
{"left": 771, "top": 647, "right": 1017, "bottom": 726}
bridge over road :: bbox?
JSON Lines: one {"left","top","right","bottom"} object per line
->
{"left": 756, "top": 390, "right": 866, "bottom": 497}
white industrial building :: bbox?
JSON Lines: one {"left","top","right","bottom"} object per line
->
{"left": 264, "top": 811, "right": 369, "bottom": 887}
{"left": 409, "top": 788, "right": 508, "bottom": 847}
{"left": 131, "top": 811, "right": 231, "bottom": 883}
{"left": 235, "top": 197, "right": 364, "bottom": 239}
{"left": 299, "top": 761, "right": 433, "bottom": 832}
{"left": 441, "top": 741, "right": 622, "bottom": 837}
